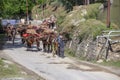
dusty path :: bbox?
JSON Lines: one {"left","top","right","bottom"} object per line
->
{"left": 2, "top": 35, "right": 120, "bottom": 80}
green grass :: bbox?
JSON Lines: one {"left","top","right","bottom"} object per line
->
{"left": 65, "top": 50, "right": 120, "bottom": 68}
{"left": 65, "top": 48, "right": 76, "bottom": 57}
{"left": 0, "top": 59, "right": 21, "bottom": 78}
{"left": 0, "top": 58, "right": 45, "bottom": 80}
{"left": 65, "top": 48, "right": 87, "bottom": 61}
{"left": 0, "top": 59, "right": 33, "bottom": 78}
{"left": 84, "top": 3, "right": 101, "bottom": 19}
{"left": 0, "top": 59, "right": 4, "bottom": 65}
{"left": 99, "top": 61, "right": 120, "bottom": 68}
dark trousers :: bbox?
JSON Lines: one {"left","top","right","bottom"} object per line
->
{"left": 57, "top": 46, "right": 64, "bottom": 58}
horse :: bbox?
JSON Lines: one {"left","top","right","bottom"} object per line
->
{"left": 17, "top": 27, "right": 27, "bottom": 44}
{"left": 41, "top": 32, "right": 57, "bottom": 53}
{"left": 5, "top": 26, "right": 17, "bottom": 45}
{"left": 11, "top": 27, "right": 17, "bottom": 45}
{"left": 6, "top": 27, "right": 13, "bottom": 41}
{"left": 24, "top": 26, "right": 43, "bottom": 51}
{"left": 25, "top": 34, "right": 40, "bottom": 50}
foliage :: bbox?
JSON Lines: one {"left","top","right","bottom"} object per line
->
{"left": 77, "top": 19, "right": 107, "bottom": 42}
{"left": 56, "top": 0, "right": 105, "bottom": 12}
{"left": 59, "top": 3, "right": 117, "bottom": 43}
{"left": 32, "top": 1, "right": 67, "bottom": 24}
{"left": 95, "top": 0, "right": 106, "bottom": 3}
{"left": 84, "top": 3, "right": 101, "bottom": 19}
{"left": 0, "top": 0, "right": 49, "bottom": 19}
{"left": 65, "top": 48, "right": 75, "bottom": 57}
{"left": 61, "top": 3, "right": 101, "bottom": 32}
{"left": 57, "top": 0, "right": 84, "bottom": 12}
{"left": 0, "top": 0, "right": 106, "bottom": 18}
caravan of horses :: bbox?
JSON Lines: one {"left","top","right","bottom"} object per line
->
{"left": 3, "top": 15, "right": 61, "bottom": 57}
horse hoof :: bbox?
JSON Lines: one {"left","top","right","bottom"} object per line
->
{"left": 43, "top": 50, "right": 46, "bottom": 52}
{"left": 37, "top": 48, "right": 40, "bottom": 51}
{"left": 37, "top": 48, "right": 42, "bottom": 51}
{"left": 27, "top": 48, "right": 31, "bottom": 51}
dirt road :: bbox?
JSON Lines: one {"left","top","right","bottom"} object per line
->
{"left": 2, "top": 35, "right": 120, "bottom": 80}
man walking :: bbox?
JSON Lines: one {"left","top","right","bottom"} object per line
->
{"left": 57, "top": 33, "right": 65, "bottom": 58}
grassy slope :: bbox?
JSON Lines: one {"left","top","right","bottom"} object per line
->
{"left": 32, "top": 1, "right": 66, "bottom": 22}
{"left": 32, "top": 2, "right": 119, "bottom": 41}
{"left": 60, "top": 3, "right": 119, "bottom": 41}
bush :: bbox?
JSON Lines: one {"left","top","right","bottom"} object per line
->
{"left": 65, "top": 48, "right": 75, "bottom": 57}
{"left": 77, "top": 19, "right": 107, "bottom": 43}
{"left": 84, "top": 3, "right": 101, "bottom": 19}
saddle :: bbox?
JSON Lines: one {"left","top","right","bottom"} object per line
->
{"left": 23, "top": 33, "right": 29, "bottom": 37}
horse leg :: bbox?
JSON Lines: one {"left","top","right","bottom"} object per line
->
{"left": 49, "top": 43, "right": 53, "bottom": 53}
{"left": 9, "top": 35, "right": 12, "bottom": 41}
{"left": 12, "top": 30, "right": 16, "bottom": 45}
{"left": 43, "top": 43, "right": 46, "bottom": 52}
{"left": 27, "top": 42, "right": 31, "bottom": 48}
{"left": 8, "top": 35, "right": 11, "bottom": 41}
{"left": 48, "top": 43, "right": 53, "bottom": 53}
{"left": 12, "top": 35, "right": 15, "bottom": 45}
{"left": 36, "top": 39, "right": 40, "bottom": 51}
{"left": 48, "top": 44, "right": 50, "bottom": 53}
{"left": 26, "top": 38, "right": 32, "bottom": 48}
{"left": 22, "top": 38, "right": 25, "bottom": 44}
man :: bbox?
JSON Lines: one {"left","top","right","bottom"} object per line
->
{"left": 50, "top": 15, "right": 57, "bottom": 29}
{"left": 57, "top": 33, "right": 65, "bottom": 58}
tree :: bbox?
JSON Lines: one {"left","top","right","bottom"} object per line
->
{"left": 0, "top": 0, "right": 42, "bottom": 19}
{"left": 0, "top": 0, "right": 105, "bottom": 18}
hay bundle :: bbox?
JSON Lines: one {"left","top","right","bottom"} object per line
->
{"left": 27, "top": 25, "right": 33, "bottom": 29}
{"left": 43, "top": 29, "right": 54, "bottom": 34}
{"left": 26, "top": 29, "right": 37, "bottom": 34}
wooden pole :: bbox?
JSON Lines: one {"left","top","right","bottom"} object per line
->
{"left": 42, "top": 0, "right": 44, "bottom": 19}
{"left": 85, "top": 0, "right": 87, "bottom": 5}
{"left": 107, "top": 0, "right": 110, "bottom": 28}
{"left": 26, "top": 0, "right": 28, "bottom": 23}
{"left": 85, "top": 0, "right": 89, "bottom": 5}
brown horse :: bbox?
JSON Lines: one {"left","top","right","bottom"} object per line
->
{"left": 26, "top": 26, "right": 43, "bottom": 50}
{"left": 25, "top": 33, "right": 41, "bottom": 51}
{"left": 42, "top": 32, "right": 57, "bottom": 53}
{"left": 18, "top": 27, "right": 27, "bottom": 44}
{"left": 5, "top": 26, "right": 17, "bottom": 45}
{"left": 6, "top": 27, "right": 13, "bottom": 41}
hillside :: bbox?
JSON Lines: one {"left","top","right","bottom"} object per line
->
{"left": 32, "top": 1, "right": 119, "bottom": 61}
